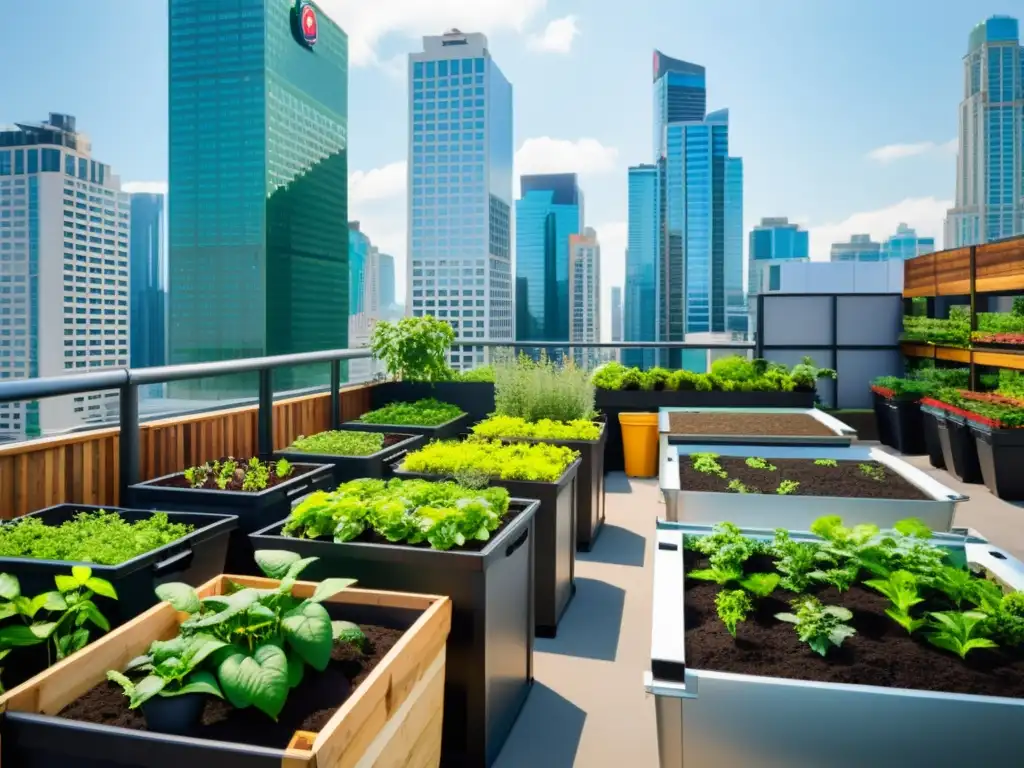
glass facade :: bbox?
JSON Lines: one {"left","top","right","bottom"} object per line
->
{"left": 880, "top": 223, "right": 936, "bottom": 261}
{"left": 748, "top": 217, "right": 809, "bottom": 295}
{"left": 830, "top": 234, "right": 882, "bottom": 262}
{"left": 129, "top": 193, "right": 166, "bottom": 370}
{"left": 348, "top": 225, "right": 367, "bottom": 316}
{"left": 378, "top": 252, "right": 395, "bottom": 308}
{"left": 168, "top": 0, "right": 349, "bottom": 396}
{"left": 624, "top": 164, "right": 658, "bottom": 369}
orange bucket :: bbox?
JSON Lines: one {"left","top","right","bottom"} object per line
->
{"left": 619, "top": 412, "right": 659, "bottom": 478}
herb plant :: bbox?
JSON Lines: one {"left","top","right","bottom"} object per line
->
{"left": 402, "top": 439, "right": 579, "bottom": 483}
{"left": 925, "top": 611, "right": 998, "bottom": 659}
{"left": 745, "top": 457, "right": 776, "bottom": 471}
{"left": 727, "top": 479, "right": 751, "bottom": 494}
{"left": 493, "top": 352, "right": 596, "bottom": 422}
{"left": 370, "top": 316, "right": 455, "bottom": 383}
{"left": 689, "top": 565, "right": 743, "bottom": 585}
{"left": 739, "top": 572, "right": 781, "bottom": 597}
{"left": 775, "top": 480, "right": 800, "bottom": 495}
{"left": 775, "top": 596, "right": 856, "bottom": 656}
{"left": 286, "top": 430, "right": 387, "bottom": 456}
{"left": 358, "top": 398, "right": 463, "bottom": 426}
{"left": 864, "top": 570, "right": 926, "bottom": 633}
{"left": 471, "top": 415, "right": 601, "bottom": 441}
{"left": 181, "top": 457, "right": 293, "bottom": 493}
{"left": 813, "top": 458, "right": 838, "bottom": 467}
{"left": 690, "top": 522, "right": 757, "bottom": 571}
{"left": 771, "top": 529, "right": 819, "bottom": 593}
{"left": 716, "top": 590, "right": 753, "bottom": 638}
{"left": 690, "top": 453, "right": 727, "bottom": 478}
{"left": 979, "top": 591, "right": 1024, "bottom": 647}
{"left": 859, "top": 463, "right": 886, "bottom": 482}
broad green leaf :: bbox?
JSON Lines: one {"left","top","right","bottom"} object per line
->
{"left": 43, "top": 592, "right": 68, "bottom": 612}
{"left": 0, "top": 604, "right": 17, "bottom": 622}
{"left": 30, "top": 621, "right": 57, "bottom": 639}
{"left": 310, "top": 578, "right": 356, "bottom": 604}
{"left": 85, "top": 577, "right": 118, "bottom": 601}
{"left": 124, "top": 654, "right": 154, "bottom": 672}
{"left": 287, "top": 652, "right": 305, "bottom": 689}
{"left": 71, "top": 566, "right": 91, "bottom": 585}
{"left": 183, "top": 589, "right": 260, "bottom": 630}
{"left": 0, "top": 574, "right": 20, "bottom": 601}
{"left": 54, "top": 575, "right": 79, "bottom": 594}
{"left": 79, "top": 601, "right": 110, "bottom": 632}
{"left": 253, "top": 550, "right": 302, "bottom": 580}
{"left": 168, "top": 670, "right": 223, "bottom": 699}
{"left": 0, "top": 624, "right": 49, "bottom": 648}
{"left": 57, "top": 628, "right": 90, "bottom": 659}
{"left": 284, "top": 557, "right": 319, "bottom": 582}
{"left": 217, "top": 644, "right": 289, "bottom": 720}
{"left": 184, "top": 635, "right": 228, "bottom": 671}
{"left": 282, "top": 601, "right": 333, "bottom": 671}
{"left": 127, "top": 674, "right": 167, "bottom": 709}
{"left": 155, "top": 583, "right": 200, "bottom": 613}
{"left": 28, "top": 593, "right": 53, "bottom": 618}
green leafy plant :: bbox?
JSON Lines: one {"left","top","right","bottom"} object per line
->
{"left": 775, "top": 596, "right": 856, "bottom": 656}
{"left": 471, "top": 415, "right": 600, "bottom": 441}
{"left": 358, "top": 398, "right": 463, "bottom": 427}
{"left": 979, "top": 591, "right": 1024, "bottom": 647}
{"left": 932, "top": 566, "right": 978, "bottom": 607}
{"left": 688, "top": 565, "right": 743, "bottom": 585}
{"left": 493, "top": 351, "right": 595, "bottom": 422}
{"left": 925, "top": 610, "right": 998, "bottom": 659}
{"left": 809, "top": 564, "right": 860, "bottom": 593}
{"left": 689, "top": 522, "right": 757, "bottom": 571}
{"left": 858, "top": 463, "right": 886, "bottom": 482}
{"left": 727, "top": 479, "right": 751, "bottom": 494}
{"left": 453, "top": 365, "right": 495, "bottom": 382}
{"left": 771, "top": 529, "right": 819, "bottom": 593}
{"left": 107, "top": 634, "right": 227, "bottom": 708}
{"left": 745, "top": 457, "right": 776, "bottom": 471}
{"left": 716, "top": 590, "right": 753, "bottom": 638}
{"left": 738, "top": 572, "right": 781, "bottom": 597}
{"left": 242, "top": 457, "right": 272, "bottom": 492}
{"left": 775, "top": 480, "right": 800, "bottom": 495}
{"left": 370, "top": 316, "right": 455, "bottom": 383}
{"left": 0, "top": 511, "right": 193, "bottom": 565}
{"left": 864, "top": 570, "right": 926, "bottom": 633}
{"left": 216, "top": 459, "right": 237, "bottom": 490}
{"left": 286, "top": 430, "right": 387, "bottom": 456}
{"left": 181, "top": 457, "right": 292, "bottom": 493}
{"left": 690, "top": 453, "right": 727, "bottom": 478}
{"left": 401, "top": 439, "right": 578, "bottom": 483}
{"left": 813, "top": 458, "right": 838, "bottom": 467}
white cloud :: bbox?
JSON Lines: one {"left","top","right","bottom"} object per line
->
{"left": 866, "top": 139, "right": 957, "bottom": 164}
{"left": 527, "top": 15, "right": 580, "bottom": 54}
{"left": 808, "top": 197, "right": 952, "bottom": 258}
{"left": 594, "top": 221, "right": 627, "bottom": 341}
{"left": 318, "top": 0, "right": 547, "bottom": 67}
{"left": 514, "top": 137, "right": 619, "bottom": 181}
{"left": 121, "top": 181, "right": 167, "bottom": 195}
{"left": 349, "top": 161, "right": 407, "bottom": 204}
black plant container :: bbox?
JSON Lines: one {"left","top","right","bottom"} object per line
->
{"left": 921, "top": 405, "right": 946, "bottom": 469}
{"left": 937, "top": 411, "right": 983, "bottom": 484}
{"left": 873, "top": 390, "right": 894, "bottom": 447}
{"left": 394, "top": 460, "right": 579, "bottom": 638}
{"left": 274, "top": 432, "right": 424, "bottom": 486}
{"left": 372, "top": 381, "right": 496, "bottom": 424}
{"left": 125, "top": 463, "right": 333, "bottom": 575}
{"left": 886, "top": 398, "right": 926, "bottom": 455}
{"left": 971, "top": 421, "right": 1024, "bottom": 500}
{"left": 250, "top": 499, "right": 539, "bottom": 768}
{"left": 337, "top": 411, "right": 470, "bottom": 441}
{"left": 141, "top": 694, "right": 205, "bottom": 737}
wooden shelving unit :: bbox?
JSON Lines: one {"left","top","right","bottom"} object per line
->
{"left": 901, "top": 343, "right": 1024, "bottom": 371}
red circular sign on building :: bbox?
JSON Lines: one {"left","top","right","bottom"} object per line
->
{"left": 298, "top": 1, "right": 317, "bottom": 47}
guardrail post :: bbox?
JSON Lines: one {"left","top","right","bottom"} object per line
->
{"left": 119, "top": 381, "right": 140, "bottom": 503}
{"left": 329, "top": 359, "right": 341, "bottom": 430}
{"left": 258, "top": 369, "right": 273, "bottom": 457}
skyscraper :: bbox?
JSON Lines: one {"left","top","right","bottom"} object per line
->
{"left": 408, "top": 30, "right": 513, "bottom": 370}
{"left": 748, "top": 216, "right": 809, "bottom": 296}
{"left": 881, "top": 223, "right": 935, "bottom": 261}
{"left": 611, "top": 285, "right": 623, "bottom": 345}
{"left": 0, "top": 114, "right": 130, "bottom": 439}
{"left": 569, "top": 227, "right": 601, "bottom": 367}
{"left": 515, "top": 173, "right": 583, "bottom": 349}
{"left": 830, "top": 234, "right": 882, "bottom": 262}
{"left": 348, "top": 222, "right": 381, "bottom": 382}
{"left": 168, "top": 0, "right": 349, "bottom": 396}
{"left": 129, "top": 193, "right": 166, "bottom": 372}
{"left": 946, "top": 16, "right": 1024, "bottom": 247}
{"left": 624, "top": 164, "right": 658, "bottom": 369}
{"left": 378, "top": 251, "right": 395, "bottom": 309}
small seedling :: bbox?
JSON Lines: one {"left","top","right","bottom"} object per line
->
{"left": 813, "top": 458, "right": 838, "bottom": 467}
{"left": 864, "top": 570, "right": 926, "bottom": 633}
{"left": 775, "top": 596, "right": 856, "bottom": 656}
{"left": 727, "top": 478, "right": 752, "bottom": 494}
{"left": 925, "top": 610, "right": 998, "bottom": 659}
{"left": 745, "top": 457, "right": 776, "bottom": 471}
{"left": 775, "top": 480, "right": 800, "bottom": 495}
{"left": 858, "top": 463, "right": 886, "bottom": 482}
{"left": 772, "top": 529, "right": 819, "bottom": 592}
{"left": 691, "top": 453, "right": 727, "bottom": 478}
{"left": 716, "top": 590, "right": 753, "bottom": 638}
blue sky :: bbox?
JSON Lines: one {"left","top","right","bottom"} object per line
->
{"left": 0, "top": 1, "right": 1011, "bottom": 331}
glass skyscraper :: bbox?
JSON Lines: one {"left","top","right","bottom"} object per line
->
{"left": 748, "top": 217, "right": 809, "bottom": 294}
{"left": 408, "top": 30, "right": 513, "bottom": 370}
{"left": 378, "top": 252, "right": 395, "bottom": 309}
{"left": 946, "top": 16, "right": 1023, "bottom": 247}
{"left": 830, "top": 234, "right": 882, "bottom": 262}
{"left": 129, "top": 193, "right": 166, "bottom": 371}
{"left": 624, "top": 164, "right": 658, "bottom": 369}
{"left": 168, "top": 0, "right": 349, "bottom": 396}
{"left": 881, "top": 223, "right": 935, "bottom": 261}
{"left": 515, "top": 173, "right": 582, "bottom": 347}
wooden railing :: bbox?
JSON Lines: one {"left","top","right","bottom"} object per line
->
{"left": 0, "top": 384, "right": 373, "bottom": 519}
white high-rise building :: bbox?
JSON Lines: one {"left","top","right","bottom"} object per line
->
{"left": 0, "top": 114, "right": 130, "bottom": 440}
{"left": 945, "top": 16, "right": 1024, "bottom": 247}
{"left": 408, "top": 30, "right": 513, "bottom": 370}
{"left": 570, "top": 228, "right": 601, "bottom": 367}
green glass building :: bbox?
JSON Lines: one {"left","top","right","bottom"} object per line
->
{"left": 168, "top": 0, "right": 348, "bottom": 396}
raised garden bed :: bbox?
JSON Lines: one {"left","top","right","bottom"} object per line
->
{"left": 0, "top": 572, "right": 452, "bottom": 768}
{"left": 646, "top": 520, "right": 1024, "bottom": 765}
{"left": 338, "top": 398, "right": 470, "bottom": 441}
{"left": 274, "top": 430, "right": 423, "bottom": 485}
{"left": 659, "top": 407, "right": 856, "bottom": 447}
{"left": 372, "top": 380, "right": 496, "bottom": 424}
{"left": 126, "top": 458, "right": 333, "bottom": 575}
{"left": 251, "top": 484, "right": 540, "bottom": 768}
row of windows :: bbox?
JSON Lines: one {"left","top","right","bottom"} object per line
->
{"left": 413, "top": 58, "right": 486, "bottom": 79}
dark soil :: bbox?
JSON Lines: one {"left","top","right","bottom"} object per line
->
{"left": 667, "top": 411, "right": 836, "bottom": 437}
{"left": 681, "top": 457, "right": 928, "bottom": 500}
{"left": 56, "top": 625, "right": 403, "bottom": 746}
{"left": 151, "top": 457, "right": 321, "bottom": 492}
{"left": 684, "top": 554, "right": 1024, "bottom": 698}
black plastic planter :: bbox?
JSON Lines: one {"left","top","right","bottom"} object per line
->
{"left": 140, "top": 694, "right": 205, "bottom": 736}
{"left": 921, "top": 405, "right": 946, "bottom": 469}
{"left": 125, "top": 463, "right": 333, "bottom": 575}
{"left": 937, "top": 411, "right": 983, "bottom": 484}
{"left": 337, "top": 411, "right": 470, "bottom": 441}
{"left": 886, "top": 398, "right": 926, "bottom": 455}
{"left": 971, "top": 421, "right": 1024, "bottom": 500}
{"left": 873, "top": 390, "right": 894, "bottom": 447}
{"left": 394, "top": 459, "right": 579, "bottom": 639}
{"left": 274, "top": 432, "right": 424, "bottom": 485}
{"left": 372, "top": 381, "right": 496, "bottom": 424}
{"left": 250, "top": 499, "right": 539, "bottom": 768}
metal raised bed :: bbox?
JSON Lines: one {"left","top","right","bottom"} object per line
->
{"left": 645, "top": 521, "right": 1024, "bottom": 767}
{"left": 658, "top": 406, "right": 857, "bottom": 447}
{"left": 659, "top": 442, "right": 966, "bottom": 531}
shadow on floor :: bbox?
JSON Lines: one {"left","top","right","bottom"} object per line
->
{"left": 492, "top": 682, "right": 587, "bottom": 768}
{"left": 537, "top": 577, "right": 625, "bottom": 662}
{"left": 604, "top": 473, "right": 634, "bottom": 494}
{"left": 580, "top": 524, "right": 646, "bottom": 568}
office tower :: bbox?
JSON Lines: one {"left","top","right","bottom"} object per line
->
{"left": 378, "top": 251, "right": 396, "bottom": 313}
{"left": 408, "top": 30, "right": 513, "bottom": 370}
{"left": 946, "top": 16, "right": 1023, "bottom": 247}
{"left": 569, "top": 227, "right": 601, "bottom": 367}
{"left": 830, "top": 234, "right": 882, "bottom": 262}
{"left": 0, "top": 114, "right": 130, "bottom": 439}
{"left": 611, "top": 285, "right": 623, "bottom": 361}
{"left": 168, "top": 0, "right": 349, "bottom": 396}
{"left": 624, "top": 164, "right": 658, "bottom": 369}
{"left": 515, "top": 173, "right": 583, "bottom": 353}
{"left": 348, "top": 222, "right": 381, "bottom": 382}
{"left": 881, "top": 223, "right": 936, "bottom": 261}
{"left": 747, "top": 217, "right": 809, "bottom": 331}
{"left": 129, "top": 193, "right": 166, "bottom": 378}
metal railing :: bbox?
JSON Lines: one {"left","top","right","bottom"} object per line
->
{"left": 0, "top": 339, "right": 756, "bottom": 498}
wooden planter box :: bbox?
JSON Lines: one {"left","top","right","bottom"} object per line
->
{"left": 0, "top": 575, "right": 452, "bottom": 768}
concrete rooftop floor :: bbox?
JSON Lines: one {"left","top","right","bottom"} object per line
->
{"left": 492, "top": 444, "right": 1024, "bottom": 768}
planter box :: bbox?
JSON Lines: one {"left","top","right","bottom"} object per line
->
{"left": 886, "top": 398, "right": 926, "bottom": 455}
{"left": 372, "top": 381, "right": 495, "bottom": 424}
{"left": 250, "top": 499, "right": 540, "bottom": 768}
{"left": 658, "top": 407, "right": 857, "bottom": 447}
{"left": 338, "top": 411, "right": 471, "bottom": 442}
{"left": 394, "top": 460, "right": 580, "bottom": 638}
{"left": 126, "top": 463, "right": 334, "bottom": 575}
{"left": 645, "top": 521, "right": 1024, "bottom": 767}
{"left": 274, "top": 432, "right": 424, "bottom": 486}
{"left": 921, "top": 404, "right": 947, "bottom": 469}
{"left": 659, "top": 443, "right": 965, "bottom": 531}
{"left": 598, "top": 390, "right": 817, "bottom": 473}
{"left": 937, "top": 411, "right": 983, "bottom": 484}
{"left": 0, "top": 574, "right": 452, "bottom": 768}
{"left": 971, "top": 421, "right": 1024, "bottom": 500}
{"left": 872, "top": 390, "right": 894, "bottom": 447}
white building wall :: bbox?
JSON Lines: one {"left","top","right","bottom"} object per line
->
{"left": 760, "top": 260, "right": 904, "bottom": 295}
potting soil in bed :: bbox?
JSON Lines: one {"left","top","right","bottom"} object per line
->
{"left": 681, "top": 457, "right": 928, "bottom": 500}
{"left": 683, "top": 555, "right": 1024, "bottom": 698}
{"left": 150, "top": 460, "right": 322, "bottom": 492}
{"left": 667, "top": 411, "right": 836, "bottom": 437}
{"left": 56, "top": 625, "right": 403, "bottom": 747}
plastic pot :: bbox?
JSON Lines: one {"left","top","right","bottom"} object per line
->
{"left": 141, "top": 694, "right": 206, "bottom": 736}
{"left": 921, "top": 405, "right": 946, "bottom": 469}
{"left": 619, "top": 412, "right": 658, "bottom": 478}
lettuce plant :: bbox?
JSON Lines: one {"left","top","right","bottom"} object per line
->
{"left": 775, "top": 596, "right": 856, "bottom": 656}
{"left": 775, "top": 480, "right": 800, "bottom": 495}
{"left": 689, "top": 522, "right": 757, "bottom": 571}
{"left": 925, "top": 611, "right": 998, "bottom": 659}
{"left": 745, "top": 457, "right": 776, "bottom": 471}
{"left": 402, "top": 439, "right": 578, "bottom": 483}
{"left": 471, "top": 415, "right": 600, "bottom": 441}
{"left": 739, "top": 572, "right": 781, "bottom": 597}
{"left": 358, "top": 398, "right": 463, "bottom": 427}
{"left": 690, "top": 453, "right": 727, "bottom": 478}
{"left": 978, "top": 591, "right": 1024, "bottom": 647}
{"left": 771, "top": 530, "right": 819, "bottom": 592}
{"left": 716, "top": 590, "right": 753, "bottom": 638}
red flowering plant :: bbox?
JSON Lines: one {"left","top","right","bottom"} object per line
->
{"left": 971, "top": 331, "right": 1024, "bottom": 346}
{"left": 929, "top": 389, "right": 1024, "bottom": 429}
